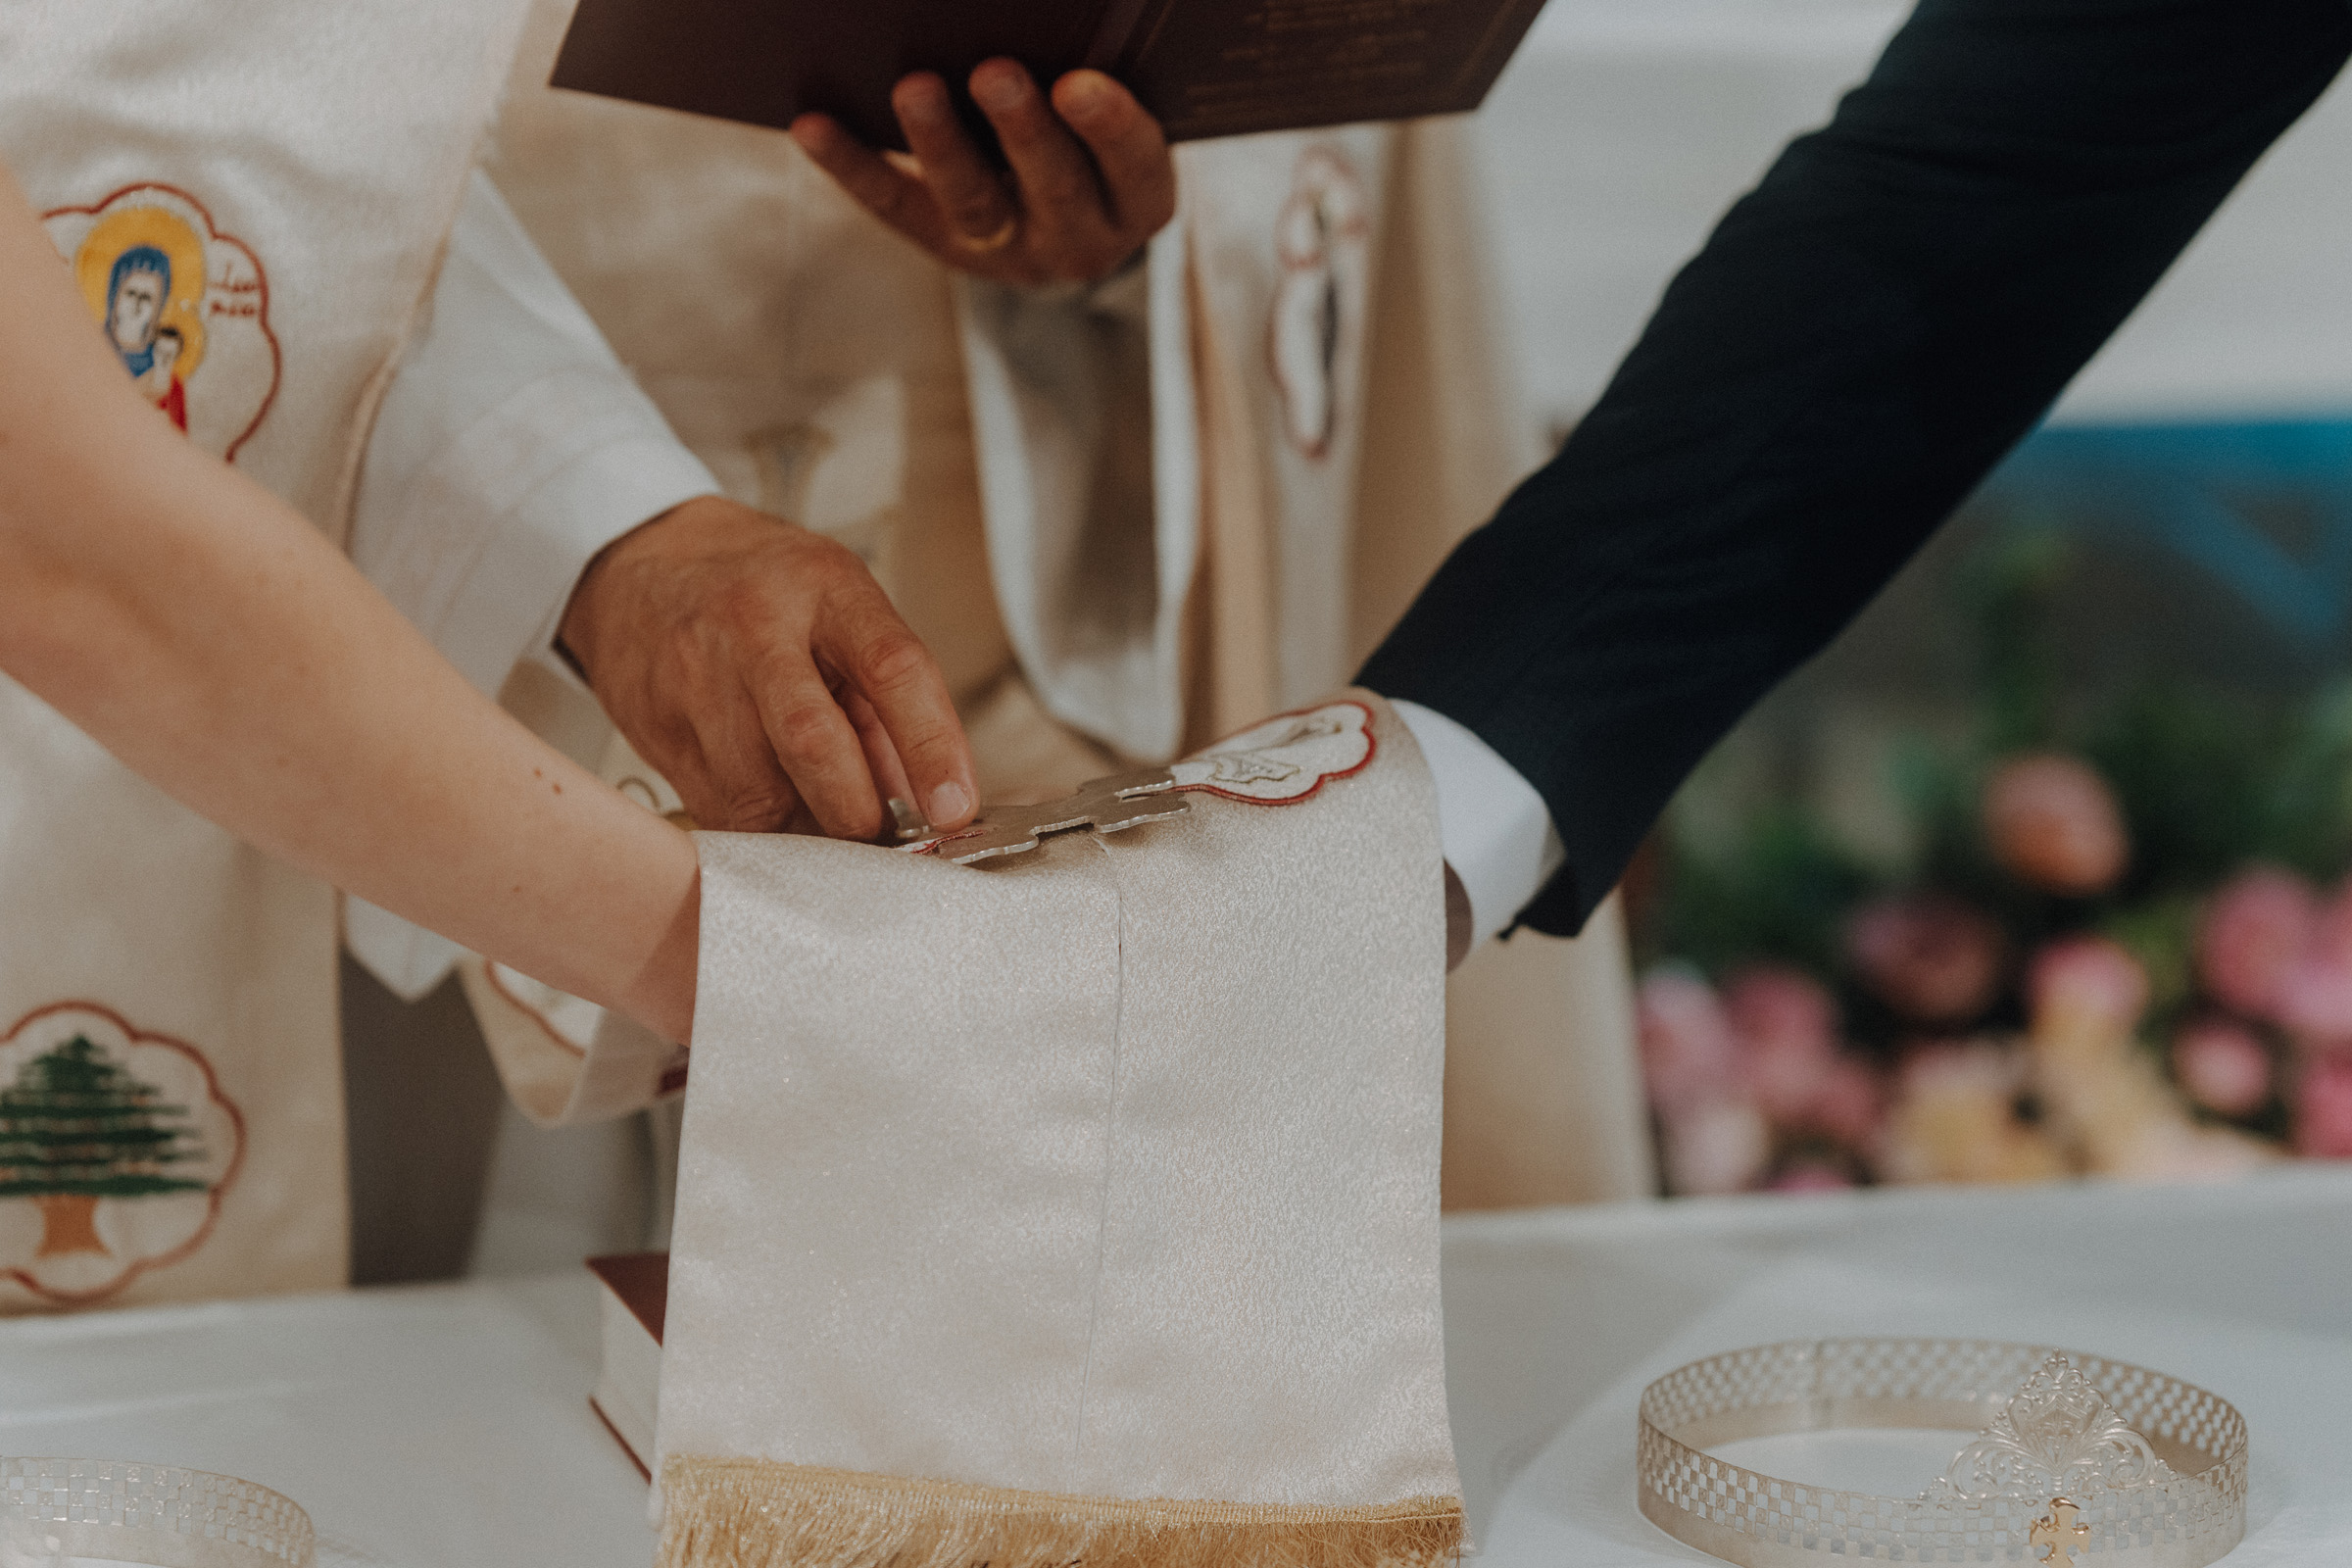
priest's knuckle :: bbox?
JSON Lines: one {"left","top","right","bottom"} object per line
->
{"left": 1029, "top": 164, "right": 1096, "bottom": 211}
{"left": 858, "top": 633, "right": 934, "bottom": 696}
{"left": 719, "top": 788, "right": 796, "bottom": 831}
{"left": 712, "top": 576, "right": 779, "bottom": 629}
{"left": 768, "top": 697, "right": 844, "bottom": 759}
{"left": 950, "top": 190, "right": 1007, "bottom": 231}
{"left": 808, "top": 535, "right": 869, "bottom": 579}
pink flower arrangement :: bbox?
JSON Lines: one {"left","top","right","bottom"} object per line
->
{"left": 2028, "top": 936, "right": 2149, "bottom": 1035}
{"left": 1660, "top": 1098, "right": 1772, "bottom": 1196}
{"left": 1983, "top": 753, "right": 2130, "bottom": 896}
{"left": 2170, "top": 1019, "right": 2273, "bottom": 1118}
{"left": 1640, "top": 963, "right": 1886, "bottom": 1194}
{"left": 2197, "top": 866, "right": 2317, "bottom": 1018}
{"left": 2189, "top": 866, "right": 2352, "bottom": 1054}
{"left": 1845, "top": 894, "right": 2005, "bottom": 1024}
{"left": 1803, "top": 1058, "right": 1886, "bottom": 1147}
{"left": 1723, "top": 966, "right": 1838, "bottom": 1123}
{"left": 1637, "top": 967, "right": 1740, "bottom": 1115}
{"left": 1879, "top": 1044, "right": 2065, "bottom": 1186}
{"left": 2294, "top": 1053, "right": 2352, "bottom": 1159}
{"left": 1645, "top": 724, "right": 2352, "bottom": 1193}
{"left": 2272, "top": 880, "right": 2352, "bottom": 1050}
{"left": 1767, "top": 1160, "right": 1854, "bottom": 1194}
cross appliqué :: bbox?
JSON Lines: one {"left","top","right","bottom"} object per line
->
{"left": 912, "top": 768, "right": 1191, "bottom": 863}
{"left": 2031, "top": 1497, "right": 2090, "bottom": 1568}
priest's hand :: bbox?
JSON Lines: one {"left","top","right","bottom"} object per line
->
{"left": 789, "top": 62, "right": 1177, "bottom": 289}
{"left": 557, "top": 495, "right": 980, "bottom": 841}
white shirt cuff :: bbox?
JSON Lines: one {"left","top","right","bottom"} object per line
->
{"left": 1391, "top": 699, "right": 1565, "bottom": 950}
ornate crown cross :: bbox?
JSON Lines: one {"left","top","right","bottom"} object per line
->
{"left": 908, "top": 768, "right": 1192, "bottom": 864}
{"left": 1934, "top": 1353, "right": 2174, "bottom": 1501}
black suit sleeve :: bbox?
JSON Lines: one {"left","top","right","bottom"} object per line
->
{"left": 1357, "top": 0, "right": 2352, "bottom": 935}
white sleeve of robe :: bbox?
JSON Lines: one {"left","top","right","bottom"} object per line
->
{"left": 343, "top": 170, "right": 717, "bottom": 1001}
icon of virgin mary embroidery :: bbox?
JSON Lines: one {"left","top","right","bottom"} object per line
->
{"left": 43, "top": 183, "right": 279, "bottom": 460}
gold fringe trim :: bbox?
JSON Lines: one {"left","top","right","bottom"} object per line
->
{"left": 658, "top": 1455, "right": 1464, "bottom": 1568}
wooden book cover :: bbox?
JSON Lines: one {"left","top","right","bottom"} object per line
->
{"left": 550, "top": 0, "right": 1549, "bottom": 149}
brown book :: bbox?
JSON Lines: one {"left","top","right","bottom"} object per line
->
{"left": 586, "top": 1251, "right": 668, "bottom": 1482}
{"left": 551, "top": 0, "right": 1548, "bottom": 150}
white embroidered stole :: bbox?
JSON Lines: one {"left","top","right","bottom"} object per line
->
{"left": 657, "top": 694, "right": 1460, "bottom": 1567}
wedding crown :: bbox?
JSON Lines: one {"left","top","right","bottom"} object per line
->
{"left": 0, "top": 1456, "right": 313, "bottom": 1567}
{"left": 1637, "top": 1339, "right": 2246, "bottom": 1568}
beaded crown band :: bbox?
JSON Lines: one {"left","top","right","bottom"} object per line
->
{"left": 0, "top": 1456, "right": 313, "bottom": 1567}
{"left": 1638, "top": 1340, "right": 2245, "bottom": 1568}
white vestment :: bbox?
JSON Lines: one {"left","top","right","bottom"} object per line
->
{"left": 0, "top": 1, "right": 534, "bottom": 1309}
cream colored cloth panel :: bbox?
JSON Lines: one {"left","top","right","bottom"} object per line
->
{"left": 1355, "top": 119, "right": 1646, "bottom": 1206}
{"left": 1443, "top": 901, "right": 1654, "bottom": 1208}
{"left": 1184, "top": 128, "right": 1396, "bottom": 721}
{"left": 660, "top": 694, "right": 1458, "bottom": 1565}
{"left": 0, "top": 0, "right": 530, "bottom": 1309}
{"left": 1349, "top": 119, "right": 1546, "bottom": 666}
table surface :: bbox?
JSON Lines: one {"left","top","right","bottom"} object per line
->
{"left": 4, "top": 1165, "right": 2346, "bottom": 1566}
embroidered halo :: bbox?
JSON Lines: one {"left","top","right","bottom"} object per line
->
{"left": 1637, "top": 1339, "right": 2245, "bottom": 1568}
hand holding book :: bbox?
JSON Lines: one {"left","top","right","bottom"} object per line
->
{"left": 791, "top": 61, "right": 1175, "bottom": 288}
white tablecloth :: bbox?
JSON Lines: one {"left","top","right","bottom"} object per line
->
{"left": 1479, "top": 0, "right": 2352, "bottom": 429}
{"left": 4, "top": 1166, "right": 2347, "bottom": 1565}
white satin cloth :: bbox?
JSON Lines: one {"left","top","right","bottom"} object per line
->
{"left": 658, "top": 694, "right": 1459, "bottom": 1547}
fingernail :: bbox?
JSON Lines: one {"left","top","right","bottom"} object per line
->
{"left": 928, "top": 781, "right": 972, "bottom": 826}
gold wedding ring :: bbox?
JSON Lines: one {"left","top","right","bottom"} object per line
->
{"left": 960, "top": 214, "right": 1020, "bottom": 254}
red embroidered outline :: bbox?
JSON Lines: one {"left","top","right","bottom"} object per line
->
{"left": 40, "top": 182, "right": 283, "bottom": 465}
{"left": 0, "top": 1000, "right": 249, "bottom": 1308}
{"left": 483, "top": 962, "right": 589, "bottom": 1060}
{"left": 1174, "top": 697, "right": 1379, "bottom": 807}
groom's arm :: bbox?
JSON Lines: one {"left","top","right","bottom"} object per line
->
{"left": 1362, "top": 0, "right": 2352, "bottom": 939}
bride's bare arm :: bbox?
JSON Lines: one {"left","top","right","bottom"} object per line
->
{"left": 0, "top": 163, "right": 700, "bottom": 1043}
